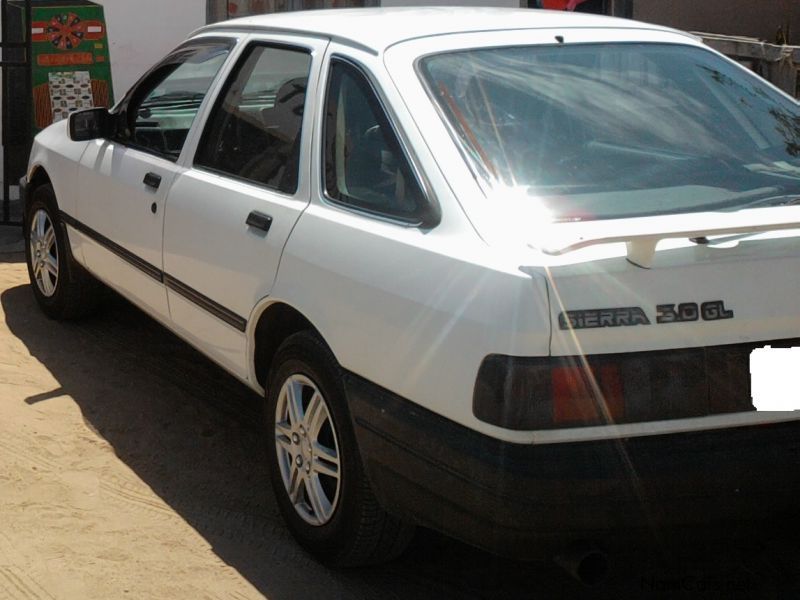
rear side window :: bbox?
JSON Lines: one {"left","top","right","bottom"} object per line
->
{"left": 323, "top": 59, "right": 427, "bottom": 222}
{"left": 195, "top": 44, "right": 312, "bottom": 195}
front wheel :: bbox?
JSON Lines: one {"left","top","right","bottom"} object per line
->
{"left": 265, "top": 331, "right": 414, "bottom": 566}
{"left": 24, "top": 184, "right": 103, "bottom": 320}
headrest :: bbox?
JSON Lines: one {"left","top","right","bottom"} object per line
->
{"left": 260, "top": 77, "right": 308, "bottom": 142}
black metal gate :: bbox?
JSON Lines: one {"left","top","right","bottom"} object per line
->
{"left": 1, "top": 0, "right": 31, "bottom": 226}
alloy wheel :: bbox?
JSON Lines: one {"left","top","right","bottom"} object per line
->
{"left": 29, "top": 209, "right": 59, "bottom": 298}
{"left": 274, "top": 374, "right": 341, "bottom": 526}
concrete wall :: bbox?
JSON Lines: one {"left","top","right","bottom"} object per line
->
{"left": 634, "top": 0, "right": 800, "bottom": 45}
{"left": 0, "top": 1, "right": 204, "bottom": 191}
{"left": 100, "top": 0, "right": 206, "bottom": 99}
{"left": 17, "top": 1, "right": 800, "bottom": 98}
{"left": 381, "top": 0, "right": 519, "bottom": 7}
{"left": 211, "top": 0, "right": 517, "bottom": 21}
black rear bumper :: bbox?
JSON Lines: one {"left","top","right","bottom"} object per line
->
{"left": 345, "top": 374, "right": 800, "bottom": 559}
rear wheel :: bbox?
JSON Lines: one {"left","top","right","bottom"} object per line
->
{"left": 24, "top": 184, "right": 103, "bottom": 320}
{"left": 265, "top": 331, "right": 414, "bottom": 566}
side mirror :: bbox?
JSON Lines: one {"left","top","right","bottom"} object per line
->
{"left": 69, "top": 108, "right": 112, "bottom": 141}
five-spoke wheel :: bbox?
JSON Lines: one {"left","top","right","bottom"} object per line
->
{"left": 274, "top": 373, "right": 341, "bottom": 526}
{"left": 265, "top": 331, "right": 414, "bottom": 566}
{"left": 24, "top": 183, "right": 103, "bottom": 320}
{"left": 28, "top": 208, "right": 59, "bottom": 298}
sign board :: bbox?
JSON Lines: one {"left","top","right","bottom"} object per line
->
{"left": 21, "top": 0, "right": 114, "bottom": 134}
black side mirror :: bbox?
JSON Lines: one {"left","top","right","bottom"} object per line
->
{"left": 69, "top": 108, "right": 112, "bottom": 141}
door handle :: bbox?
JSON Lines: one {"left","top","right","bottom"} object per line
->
{"left": 246, "top": 211, "right": 273, "bottom": 234}
{"left": 143, "top": 172, "right": 162, "bottom": 189}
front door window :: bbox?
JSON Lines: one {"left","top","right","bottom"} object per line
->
{"left": 115, "top": 40, "right": 233, "bottom": 160}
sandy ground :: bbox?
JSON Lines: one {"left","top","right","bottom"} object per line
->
{"left": 0, "top": 238, "right": 798, "bottom": 599}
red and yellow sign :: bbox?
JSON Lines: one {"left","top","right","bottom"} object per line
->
{"left": 28, "top": 2, "right": 114, "bottom": 134}
{"left": 31, "top": 13, "right": 105, "bottom": 50}
{"left": 37, "top": 52, "right": 93, "bottom": 67}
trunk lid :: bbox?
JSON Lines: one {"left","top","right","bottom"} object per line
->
{"left": 518, "top": 208, "right": 800, "bottom": 357}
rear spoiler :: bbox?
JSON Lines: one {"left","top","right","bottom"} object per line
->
{"left": 534, "top": 207, "right": 800, "bottom": 269}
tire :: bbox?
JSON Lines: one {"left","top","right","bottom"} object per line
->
{"left": 265, "top": 331, "right": 415, "bottom": 566}
{"left": 24, "top": 184, "right": 103, "bottom": 320}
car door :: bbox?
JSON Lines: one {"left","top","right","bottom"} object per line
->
{"left": 75, "top": 38, "right": 235, "bottom": 320}
{"left": 162, "top": 35, "right": 328, "bottom": 378}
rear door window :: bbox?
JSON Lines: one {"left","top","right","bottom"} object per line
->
{"left": 195, "top": 44, "right": 312, "bottom": 195}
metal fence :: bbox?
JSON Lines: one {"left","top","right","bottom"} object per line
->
{"left": 1, "top": 0, "right": 32, "bottom": 226}
{"left": 699, "top": 32, "right": 800, "bottom": 99}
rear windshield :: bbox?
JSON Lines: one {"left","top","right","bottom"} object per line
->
{"left": 419, "top": 43, "right": 800, "bottom": 222}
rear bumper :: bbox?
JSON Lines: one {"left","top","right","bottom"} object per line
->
{"left": 345, "top": 373, "right": 800, "bottom": 559}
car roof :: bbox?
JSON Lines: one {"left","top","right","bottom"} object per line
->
{"left": 197, "top": 7, "right": 682, "bottom": 54}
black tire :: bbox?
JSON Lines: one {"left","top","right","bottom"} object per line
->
{"left": 265, "top": 331, "right": 415, "bottom": 566}
{"left": 24, "top": 184, "right": 104, "bottom": 320}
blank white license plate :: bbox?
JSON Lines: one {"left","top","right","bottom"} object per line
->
{"left": 750, "top": 346, "right": 800, "bottom": 411}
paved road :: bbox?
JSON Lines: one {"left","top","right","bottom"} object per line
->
{"left": 0, "top": 253, "right": 797, "bottom": 599}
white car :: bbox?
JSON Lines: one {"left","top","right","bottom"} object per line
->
{"left": 21, "top": 7, "right": 800, "bottom": 569}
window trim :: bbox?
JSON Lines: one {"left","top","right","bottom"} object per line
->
{"left": 192, "top": 40, "right": 314, "bottom": 197}
{"left": 321, "top": 55, "right": 441, "bottom": 228}
{"left": 110, "top": 36, "right": 237, "bottom": 162}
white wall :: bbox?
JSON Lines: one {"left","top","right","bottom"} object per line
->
{"left": 0, "top": 1, "right": 203, "bottom": 189}
{"left": 382, "top": 0, "right": 520, "bottom": 6}
{"left": 55, "top": 1, "right": 528, "bottom": 97}
{"left": 100, "top": 0, "right": 206, "bottom": 99}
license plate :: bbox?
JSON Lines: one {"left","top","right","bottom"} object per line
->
{"left": 750, "top": 346, "right": 800, "bottom": 411}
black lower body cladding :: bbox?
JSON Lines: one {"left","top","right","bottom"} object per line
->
{"left": 344, "top": 372, "right": 800, "bottom": 560}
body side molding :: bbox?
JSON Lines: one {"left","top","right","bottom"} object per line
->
{"left": 60, "top": 211, "right": 248, "bottom": 332}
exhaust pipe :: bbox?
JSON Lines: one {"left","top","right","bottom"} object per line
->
{"left": 554, "top": 543, "right": 609, "bottom": 586}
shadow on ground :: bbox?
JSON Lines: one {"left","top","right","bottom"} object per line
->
{"left": 0, "top": 225, "right": 25, "bottom": 261}
{"left": 3, "top": 282, "right": 799, "bottom": 599}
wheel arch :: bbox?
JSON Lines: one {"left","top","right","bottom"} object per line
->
{"left": 25, "top": 166, "right": 80, "bottom": 261}
{"left": 250, "top": 301, "right": 328, "bottom": 392}
{"left": 28, "top": 165, "right": 52, "bottom": 191}
{"left": 25, "top": 166, "right": 54, "bottom": 215}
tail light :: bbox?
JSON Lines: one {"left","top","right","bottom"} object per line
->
{"left": 551, "top": 363, "right": 624, "bottom": 426}
{"left": 472, "top": 345, "right": 753, "bottom": 430}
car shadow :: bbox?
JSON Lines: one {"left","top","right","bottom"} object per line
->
{"left": 2, "top": 282, "right": 799, "bottom": 599}
{"left": 0, "top": 249, "right": 24, "bottom": 264}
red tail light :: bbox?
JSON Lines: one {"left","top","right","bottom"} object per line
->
{"left": 551, "top": 363, "right": 624, "bottom": 426}
{"left": 472, "top": 345, "right": 754, "bottom": 430}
